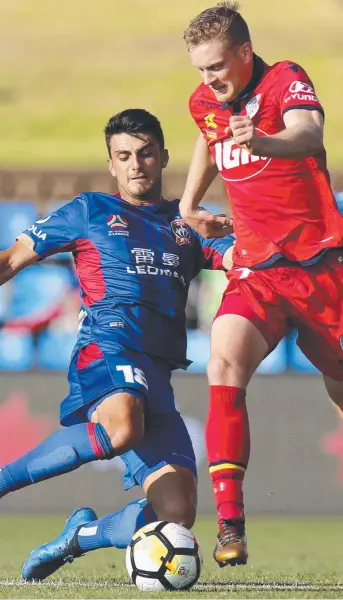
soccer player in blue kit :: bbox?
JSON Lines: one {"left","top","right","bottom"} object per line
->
{"left": 0, "top": 109, "right": 234, "bottom": 580}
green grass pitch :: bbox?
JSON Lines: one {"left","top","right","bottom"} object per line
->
{"left": 0, "top": 515, "right": 341, "bottom": 598}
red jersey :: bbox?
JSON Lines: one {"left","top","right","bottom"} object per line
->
{"left": 189, "top": 56, "right": 343, "bottom": 268}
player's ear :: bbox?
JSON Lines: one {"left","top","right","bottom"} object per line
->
{"left": 107, "top": 159, "right": 116, "bottom": 178}
{"left": 240, "top": 42, "right": 253, "bottom": 64}
{"left": 161, "top": 149, "right": 169, "bottom": 169}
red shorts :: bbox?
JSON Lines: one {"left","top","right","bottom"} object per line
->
{"left": 215, "top": 249, "right": 343, "bottom": 380}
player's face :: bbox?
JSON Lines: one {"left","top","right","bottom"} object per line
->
{"left": 189, "top": 38, "right": 253, "bottom": 103}
{"left": 108, "top": 133, "right": 169, "bottom": 203}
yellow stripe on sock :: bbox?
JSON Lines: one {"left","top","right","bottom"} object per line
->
{"left": 209, "top": 462, "right": 246, "bottom": 474}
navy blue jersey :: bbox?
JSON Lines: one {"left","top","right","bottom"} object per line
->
{"left": 19, "top": 193, "right": 234, "bottom": 368}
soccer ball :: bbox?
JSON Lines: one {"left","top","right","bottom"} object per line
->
{"left": 126, "top": 521, "right": 202, "bottom": 592}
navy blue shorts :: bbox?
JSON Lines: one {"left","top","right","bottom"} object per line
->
{"left": 60, "top": 342, "right": 196, "bottom": 490}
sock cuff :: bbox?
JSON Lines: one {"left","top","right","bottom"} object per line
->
{"left": 88, "top": 422, "right": 114, "bottom": 458}
{"left": 209, "top": 386, "right": 246, "bottom": 404}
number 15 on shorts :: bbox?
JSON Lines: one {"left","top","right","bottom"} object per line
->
{"left": 116, "top": 365, "right": 148, "bottom": 389}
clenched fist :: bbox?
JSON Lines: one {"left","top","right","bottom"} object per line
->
{"left": 226, "top": 115, "right": 262, "bottom": 155}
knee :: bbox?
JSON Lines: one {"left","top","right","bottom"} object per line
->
{"left": 108, "top": 422, "right": 144, "bottom": 454}
{"left": 207, "top": 355, "right": 240, "bottom": 386}
{"left": 92, "top": 412, "right": 144, "bottom": 454}
{"left": 207, "top": 356, "right": 228, "bottom": 384}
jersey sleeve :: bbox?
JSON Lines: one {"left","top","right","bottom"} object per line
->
{"left": 189, "top": 86, "right": 207, "bottom": 139}
{"left": 193, "top": 232, "right": 235, "bottom": 271}
{"left": 17, "top": 195, "right": 88, "bottom": 258}
{"left": 276, "top": 62, "right": 324, "bottom": 117}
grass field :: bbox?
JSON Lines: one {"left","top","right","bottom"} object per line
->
{"left": 0, "top": 516, "right": 342, "bottom": 598}
{"left": 0, "top": 0, "right": 343, "bottom": 169}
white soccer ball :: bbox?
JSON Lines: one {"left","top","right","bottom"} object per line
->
{"left": 126, "top": 521, "right": 202, "bottom": 592}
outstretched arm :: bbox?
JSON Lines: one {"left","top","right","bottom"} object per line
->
{"left": 180, "top": 134, "right": 232, "bottom": 238}
{"left": 0, "top": 240, "right": 39, "bottom": 286}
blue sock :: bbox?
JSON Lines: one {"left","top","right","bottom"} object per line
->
{"left": 0, "top": 423, "right": 113, "bottom": 497}
{"left": 77, "top": 498, "right": 157, "bottom": 551}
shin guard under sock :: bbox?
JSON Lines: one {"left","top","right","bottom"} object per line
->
{"left": 206, "top": 385, "right": 250, "bottom": 521}
{"left": 0, "top": 422, "right": 113, "bottom": 497}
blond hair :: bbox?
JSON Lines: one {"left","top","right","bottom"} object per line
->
{"left": 184, "top": 2, "right": 251, "bottom": 50}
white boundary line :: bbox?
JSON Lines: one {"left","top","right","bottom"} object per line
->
{"left": 0, "top": 580, "right": 342, "bottom": 592}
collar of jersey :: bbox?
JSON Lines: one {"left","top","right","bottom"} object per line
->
{"left": 220, "top": 54, "right": 266, "bottom": 110}
{"left": 114, "top": 193, "right": 170, "bottom": 213}
{"left": 141, "top": 200, "right": 170, "bottom": 213}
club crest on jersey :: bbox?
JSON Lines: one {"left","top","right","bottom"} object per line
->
{"left": 171, "top": 218, "right": 191, "bottom": 245}
{"left": 245, "top": 94, "right": 261, "bottom": 119}
{"left": 107, "top": 214, "right": 129, "bottom": 236}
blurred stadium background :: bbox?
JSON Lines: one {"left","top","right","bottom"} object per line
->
{"left": 0, "top": 0, "right": 342, "bottom": 520}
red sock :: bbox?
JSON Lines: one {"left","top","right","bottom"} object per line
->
{"left": 205, "top": 385, "right": 250, "bottom": 522}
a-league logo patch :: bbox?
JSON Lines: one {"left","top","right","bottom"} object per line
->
{"left": 107, "top": 215, "right": 128, "bottom": 229}
{"left": 107, "top": 214, "right": 129, "bottom": 236}
{"left": 171, "top": 218, "right": 192, "bottom": 245}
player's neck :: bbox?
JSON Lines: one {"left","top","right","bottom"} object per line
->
{"left": 223, "top": 54, "right": 264, "bottom": 106}
{"left": 118, "top": 188, "right": 164, "bottom": 207}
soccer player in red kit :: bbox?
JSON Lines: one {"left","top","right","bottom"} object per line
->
{"left": 180, "top": 1, "right": 343, "bottom": 568}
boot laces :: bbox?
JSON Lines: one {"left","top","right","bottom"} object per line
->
{"left": 218, "top": 519, "right": 245, "bottom": 546}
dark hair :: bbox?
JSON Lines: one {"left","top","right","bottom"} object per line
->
{"left": 184, "top": 2, "right": 251, "bottom": 50}
{"left": 104, "top": 109, "right": 165, "bottom": 156}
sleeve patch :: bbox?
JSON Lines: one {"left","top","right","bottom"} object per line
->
{"left": 283, "top": 81, "right": 319, "bottom": 106}
{"left": 283, "top": 80, "right": 318, "bottom": 106}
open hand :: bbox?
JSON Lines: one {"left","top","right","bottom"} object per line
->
{"left": 179, "top": 206, "right": 233, "bottom": 239}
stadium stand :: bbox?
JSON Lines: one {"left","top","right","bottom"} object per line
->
{"left": 36, "top": 330, "right": 77, "bottom": 370}
{"left": 0, "top": 331, "right": 34, "bottom": 371}
{"left": 8, "top": 265, "right": 76, "bottom": 325}
{"left": 0, "top": 203, "right": 38, "bottom": 251}
{"left": 0, "top": 285, "right": 8, "bottom": 323}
